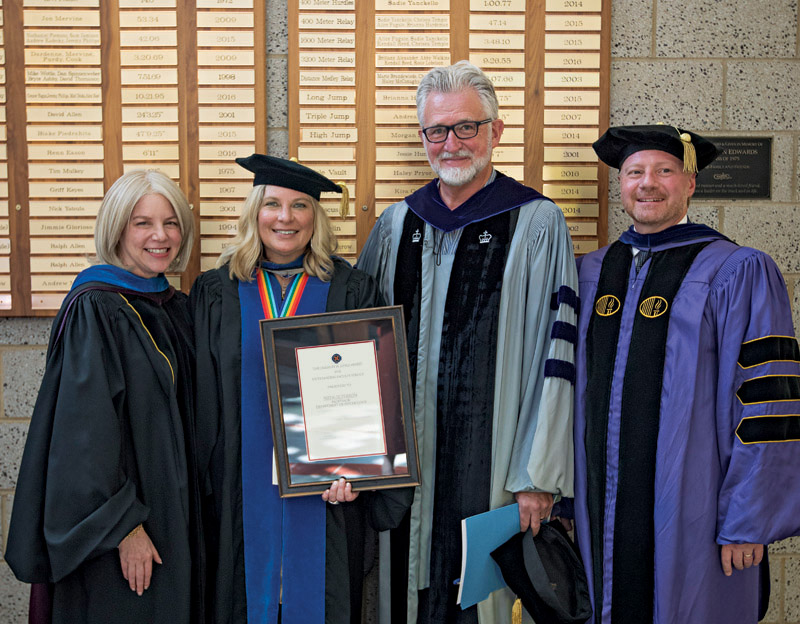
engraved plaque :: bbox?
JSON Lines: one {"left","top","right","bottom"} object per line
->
{"left": 119, "top": 10, "right": 177, "bottom": 27}
{"left": 496, "top": 91, "right": 525, "bottom": 106}
{"left": 375, "top": 109, "right": 417, "bottom": 124}
{"left": 542, "top": 184, "right": 598, "bottom": 199}
{"left": 24, "top": 0, "right": 99, "bottom": 7}
{"left": 0, "top": 202, "right": 7, "bottom": 217}
{"left": 123, "top": 144, "right": 179, "bottom": 160}
{"left": 29, "top": 257, "right": 92, "bottom": 273}
{"left": 314, "top": 165, "right": 356, "bottom": 179}
{"left": 545, "top": 14, "right": 602, "bottom": 30}
{"left": 122, "top": 88, "right": 179, "bottom": 103}
{"left": 123, "top": 163, "right": 180, "bottom": 177}
{"left": 25, "top": 68, "right": 102, "bottom": 84}
{"left": 470, "top": 0, "right": 525, "bottom": 10}
{"left": 299, "top": 13, "right": 356, "bottom": 29}
{"left": 376, "top": 53, "right": 451, "bottom": 68}
{"left": 30, "top": 276, "right": 77, "bottom": 292}
{"left": 0, "top": 259, "right": 9, "bottom": 273}
{"left": 543, "top": 109, "right": 599, "bottom": 125}
{"left": 299, "top": 108, "right": 356, "bottom": 124}
{"left": 500, "top": 127, "right": 524, "bottom": 142}
{"left": 29, "top": 181, "right": 104, "bottom": 197}
{"left": 337, "top": 239, "right": 356, "bottom": 255}
{"left": 375, "top": 33, "right": 449, "bottom": 48}
{"left": 30, "top": 220, "right": 95, "bottom": 235}
{"left": 542, "top": 165, "right": 597, "bottom": 181}
{"left": 543, "top": 146, "right": 596, "bottom": 162}
{"left": 299, "top": 32, "right": 356, "bottom": 48}
{"left": 299, "top": 90, "right": 356, "bottom": 105}
{"left": 566, "top": 221, "right": 597, "bottom": 236}
{"left": 544, "top": 90, "right": 600, "bottom": 107}
{"left": 330, "top": 220, "right": 356, "bottom": 236}
{"left": 546, "top": 0, "right": 601, "bottom": 11}
{"left": 120, "top": 30, "right": 178, "bottom": 47}
{"left": 201, "top": 238, "right": 236, "bottom": 254}
{"left": 199, "top": 107, "right": 255, "bottom": 123}
{"left": 573, "top": 240, "right": 599, "bottom": 254}
{"left": 559, "top": 203, "right": 599, "bottom": 218}
{"left": 469, "top": 14, "right": 525, "bottom": 30}
{"left": 375, "top": 127, "right": 421, "bottom": 143}
{"left": 200, "top": 256, "right": 218, "bottom": 271}
{"left": 29, "top": 200, "right": 101, "bottom": 216}
{"left": 119, "top": 0, "right": 176, "bottom": 6}
{"left": 0, "top": 221, "right": 7, "bottom": 235}
{"left": 376, "top": 146, "right": 427, "bottom": 161}
{"left": 30, "top": 294, "right": 70, "bottom": 310}
{"left": 0, "top": 240, "right": 9, "bottom": 255}
{"left": 375, "top": 183, "right": 424, "bottom": 198}
{"left": 122, "top": 107, "right": 179, "bottom": 123}
{"left": 198, "top": 69, "right": 255, "bottom": 85}
{"left": 198, "top": 126, "right": 255, "bottom": 142}
{"left": 543, "top": 127, "right": 599, "bottom": 143}
{"left": 375, "top": 165, "right": 432, "bottom": 180}
{"left": 321, "top": 200, "right": 354, "bottom": 218}
{"left": 23, "top": 10, "right": 100, "bottom": 26}
{"left": 375, "top": 14, "right": 449, "bottom": 30}
{"left": 200, "top": 220, "right": 239, "bottom": 235}
{"left": 25, "top": 48, "right": 101, "bottom": 65}
{"left": 197, "top": 31, "right": 254, "bottom": 47}
{"left": 197, "top": 11, "right": 254, "bottom": 28}
{"left": 544, "top": 72, "right": 600, "bottom": 87}
{"left": 545, "top": 34, "right": 600, "bottom": 50}
{"left": 491, "top": 146, "right": 524, "bottom": 162}
{"left": 197, "top": 49, "right": 254, "bottom": 66}
{"left": 300, "top": 0, "right": 355, "bottom": 7}
{"left": 26, "top": 106, "right": 102, "bottom": 122}
{"left": 544, "top": 53, "right": 600, "bottom": 69}
{"left": 199, "top": 181, "right": 252, "bottom": 197}
{"left": 299, "top": 52, "right": 355, "bottom": 67}
{"left": 120, "top": 49, "right": 178, "bottom": 65}
{"left": 484, "top": 71, "right": 525, "bottom": 87}
{"left": 196, "top": 0, "right": 252, "bottom": 7}
{"left": 494, "top": 165, "right": 524, "bottom": 179}
{"left": 375, "top": 0, "right": 448, "bottom": 7}
{"left": 198, "top": 163, "right": 249, "bottom": 178}
{"left": 121, "top": 68, "right": 178, "bottom": 85}
{"left": 0, "top": 277, "right": 9, "bottom": 291}
{"left": 299, "top": 71, "right": 356, "bottom": 86}
{"left": 469, "top": 53, "right": 525, "bottom": 69}
{"left": 198, "top": 88, "right": 254, "bottom": 104}
{"left": 499, "top": 109, "right": 524, "bottom": 125}
{"left": 200, "top": 201, "right": 241, "bottom": 217}
{"left": 297, "top": 146, "right": 355, "bottom": 161}
{"left": 375, "top": 72, "right": 427, "bottom": 87}
{"left": 121, "top": 126, "right": 179, "bottom": 142}
{"left": 28, "top": 163, "right": 104, "bottom": 179}
{"left": 27, "top": 125, "right": 103, "bottom": 141}
{"left": 375, "top": 90, "right": 416, "bottom": 106}
{"left": 198, "top": 144, "right": 255, "bottom": 160}
{"left": 469, "top": 33, "right": 525, "bottom": 49}
{"left": 30, "top": 239, "right": 94, "bottom": 255}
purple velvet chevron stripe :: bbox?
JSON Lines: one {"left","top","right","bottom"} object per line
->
{"left": 550, "top": 285, "right": 579, "bottom": 313}
{"left": 551, "top": 321, "right": 578, "bottom": 345}
{"left": 545, "top": 358, "right": 576, "bottom": 385}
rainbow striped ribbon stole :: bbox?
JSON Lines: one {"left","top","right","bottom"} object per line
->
{"left": 256, "top": 268, "right": 309, "bottom": 318}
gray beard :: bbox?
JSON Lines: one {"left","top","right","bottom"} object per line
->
{"left": 430, "top": 132, "right": 492, "bottom": 187}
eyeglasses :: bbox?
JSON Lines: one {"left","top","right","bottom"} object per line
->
{"left": 421, "top": 119, "right": 493, "bottom": 143}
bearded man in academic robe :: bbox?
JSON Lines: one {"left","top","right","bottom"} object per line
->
{"left": 359, "top": 60, "right": 579, "bottom": 624}
{"left": 573, "top": 125, "right": 800, "bottom": 623}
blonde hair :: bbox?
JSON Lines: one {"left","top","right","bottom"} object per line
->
{"left": 217, "top": 184, "right": 338, "bottom": 282}
{"left": 94, "top": 170, "right": 194, "bottom": 272}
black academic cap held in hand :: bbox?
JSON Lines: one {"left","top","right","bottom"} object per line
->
{"left": 491, "top": 522, "right": 592, "bottom": 624}
{"left": 235, "top": 153, "right": 342, "bottom": 200}
{"left": 593, "top": 124, "right": 719, "bottom": 174}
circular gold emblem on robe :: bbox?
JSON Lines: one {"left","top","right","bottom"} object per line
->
{"left": 595, "top": 295, "right": 621, "bottom": 316}
{"left": 639, "top": 296, "right": 668, "bottom": 318}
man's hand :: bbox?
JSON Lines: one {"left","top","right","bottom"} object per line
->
{"left": 322, "top": 477, "right": 359, "bottom": 504}
{"left": 720, "top": 543, "right": 764, "bottom": 576}
{"left": 515, "top": 491, "right": 554, "bottom": 536}
{"left": 118, "top": 526, "right": 162, "bottom": 595}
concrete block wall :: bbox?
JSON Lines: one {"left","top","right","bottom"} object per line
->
{"left": 2, "top": 0, "right": 799, "bottom": 621}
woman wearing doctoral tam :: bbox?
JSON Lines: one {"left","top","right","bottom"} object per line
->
{"left": 5, "top": 170, "right": 203, "bottom": 624}
{"left": 190, "top": 154, "right": 412, "bottom": 624}
{"left": 573, "top": 125, "right": 800, "bottom": 623}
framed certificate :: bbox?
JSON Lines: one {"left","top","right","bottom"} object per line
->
{"left": 260, "top": 305, "right": 420, "bottom": 497}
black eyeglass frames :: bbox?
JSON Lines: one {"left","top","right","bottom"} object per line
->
{"left": 421, "top": 119, "right": 494, "bottom": 143}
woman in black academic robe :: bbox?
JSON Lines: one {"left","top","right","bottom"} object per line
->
{"left": 5, "top": 170, "right": 204, "bottom": 624}
{"left": 190, "top": 154, "right": 412, "bottom": 624}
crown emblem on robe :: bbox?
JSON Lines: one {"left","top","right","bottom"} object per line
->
{"left": 479, "top": 230, "right": 492, "bottom": 244}
{"left": 411, "top": 229, "right": 422, "bottom": 243}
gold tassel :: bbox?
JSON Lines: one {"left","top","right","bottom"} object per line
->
{"left": 673, "top": 127, "right": 698, "bottom": 174}
{"left": 512, "top": 598, "right": 523, "bottom": 624}
{"left": 336, "top": 182, "right": 349, "bottom": 219}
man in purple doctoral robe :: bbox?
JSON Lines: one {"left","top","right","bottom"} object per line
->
{"left": 573, "top": 125, "right": 800, "bottom": 623}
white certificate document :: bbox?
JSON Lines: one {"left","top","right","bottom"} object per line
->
{"left": 295, "top": 339, "right": 387, "bottom": 461}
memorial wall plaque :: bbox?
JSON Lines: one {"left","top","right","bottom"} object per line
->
{"left": 694, "top": 137, "right": 772, "bottom": 199}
